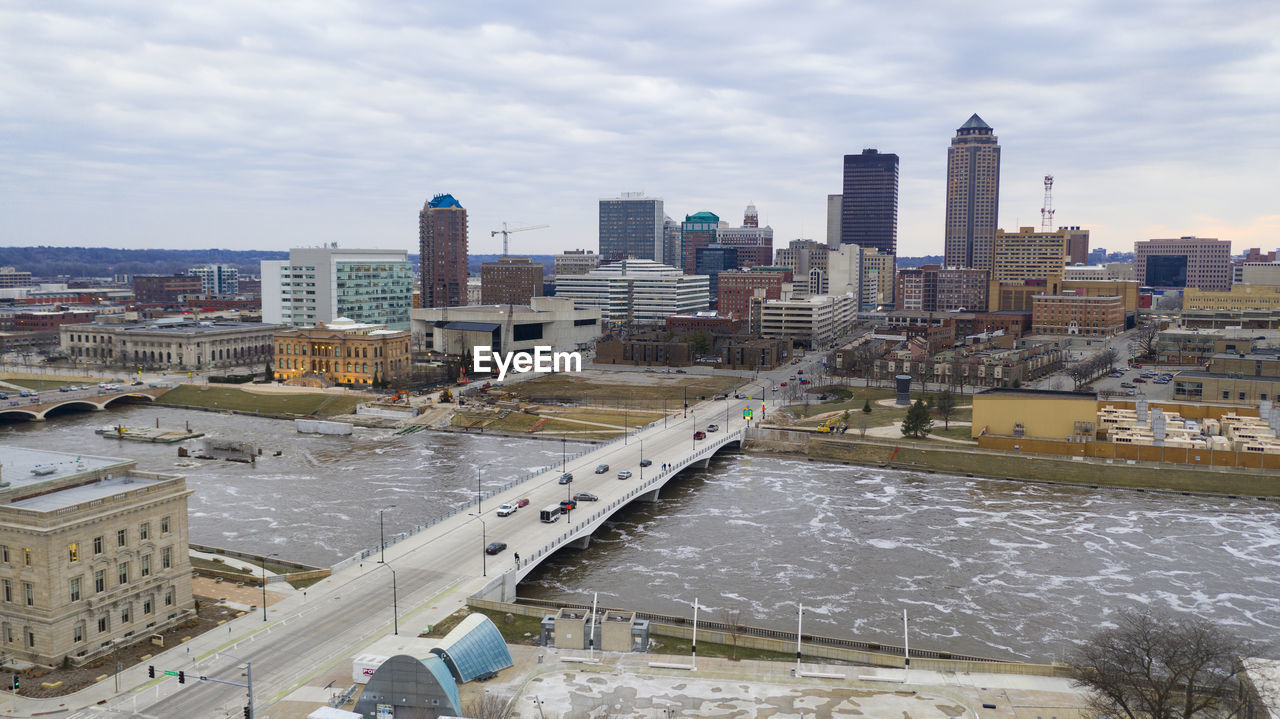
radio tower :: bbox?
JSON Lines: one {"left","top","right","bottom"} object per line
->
{"left": 1040, "top": 174, "right": 1055, "bottom": 232}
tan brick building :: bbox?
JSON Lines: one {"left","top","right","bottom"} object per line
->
{"left": 1031, "top": 294, "right": 1124, "bottom": 336}
{"left": 274, "top": 318, "right": 411, "bottom": 386}
{"left": 992, "top": 226, "right": 1068, "bottom": 283}
{"left": 480, "top": 257, "right": 544, "bottom": 305}
{"left": 0, "top": 447, "right": 194, "bottom": 666}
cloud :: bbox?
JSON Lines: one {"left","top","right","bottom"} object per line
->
{"left": 0, "top": 0, "right": 1277, "bottom": 256}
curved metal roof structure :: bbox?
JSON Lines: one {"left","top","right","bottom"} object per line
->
{"left": 429, "top": 613, "right": 513, "bottom": 683}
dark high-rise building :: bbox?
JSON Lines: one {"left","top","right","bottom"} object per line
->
{"left": 944, "top": 114, "right": 1002, "bottom": 271}
{"left": 599, "top": 192, "right": 664, "bottom": 264}
{"left": 694, "top": 245, "right": 739, "bottom": 307}
{"left": 481, "top": 257, "right": 544, "bottom": 305}
{"left": 840, "top": 149, "right": 899, "bottom": 254}
{"left": 681, "top": 211, "right": 720, "bottom": 274}
{"left": 419, "top": 193, "right": 468, "bottom": 308}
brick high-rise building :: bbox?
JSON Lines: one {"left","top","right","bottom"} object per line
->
{"left": 944, "top": 114, "right": 1001, "bottom": 271}
{"left": 716, "top": 204, "right": 774, "bottom": 268}
{"left": 840, "top": 149, "right": 899, "bottom": 254}
{"left": 681, "top": 211, "right": 720, "bottom": 274}
{"left": 993, "top": 226, "right": 1069, "bottom": 283}
{"left": 717, "top": 267, "right": 793, "bottom": 321}
{"left": 896, "top": 265, "right": 988, "bottom": 312}
{"left": 1134, "top": 237, "right": 1232, "bottom": 291}
{"left": 419, "top": 193, "right": 469, "bottom": 308}
{"left": 481, "top": 257, "right": 544, "bottom": 305}
{"left": 133, "top": 275, "right": 203, "bottom": 304}
{"left": 1063, "top": 227, "right": 1091, "bottom": 266}
{"left": 599, "top": 192, "right": 664, "bottom": 264}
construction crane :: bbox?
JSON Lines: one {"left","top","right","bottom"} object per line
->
{"left": 491, "top": 222, "right": 550, "bottom": 256}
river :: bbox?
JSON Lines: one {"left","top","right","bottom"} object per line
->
{"left": 5, "top": 404, "right": 1277, "bottom": 662}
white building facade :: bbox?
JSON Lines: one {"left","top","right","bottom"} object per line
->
{"left": 261, "top": 248, "right": 413, "bottom": 330}
{"left": 555, "top": 259, "right": 709, "bottom": 325}
{"left": 760, "top": 293, "right": 859, "bottom": 349}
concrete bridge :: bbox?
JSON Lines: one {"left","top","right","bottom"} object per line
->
{"left": 0, "top": 386, "right": 168, "bottom": 421}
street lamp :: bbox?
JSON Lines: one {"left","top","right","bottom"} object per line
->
{"left": 561, "top": 437, "right": 567, "bottom": 473}
{"left": 375, "top": 562, "right": 398, "bottom": 635}
{"left": 378, "top": 505, "right": 396, "bottom": 564}
{"left": 468, "top": 513, "right": 488, "bottom": 577}
{"left": 261, "top": 552, "right": 278, "bottom": 622}
{"left": 476, "top": 461, "right": 494, "bottom": 513}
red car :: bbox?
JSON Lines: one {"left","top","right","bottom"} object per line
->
{"left": 780, "top": 381, "right": 788, "bottom": 387}
{"left": 797, "top": 369, "right": 804, "bottom": 374}
{"left": 1133, "top": 378, "right": 1146, "bottom": 383}
{"left": 515, "top": 498, "right": 530, "bottom": 508}
{"left": 693, "top": 431, "right": 706, "bottom": 440}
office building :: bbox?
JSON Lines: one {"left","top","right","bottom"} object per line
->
{"left": 896, "top": 265, "right": 988, "bottom": 312}
{"left": 1061, "top": 279, "right": 1140, "bottom": 315}
{"left": 861, "top": 249, "right": 896, "bottom": 308}
{"left": 132, "top": 275, "right": 203, "bottom": 304}
{"left": 681, "top": 212, "right": 720, "bottom": 274}
{"left": 840, "top": 149, "right": 899, "bottom": 254}
{"left": 480, "top": 257, "right": 543, "bottom": 305}
{"left": 273, "top": 318, "right": 411, "bottom": 386}
{"left": 716, "top": 204, "right": 774, "bottom": 267}
{"left": 188, "top": 264, "right": 239, "bottom": 296}
{"left": 944, "top": 114, "right": 1002, "bottom": 271}
{"left": 1184, "top": 285, "right": 1280, "bottom": 311}
{"left": 760, "top": 293, "right": 859, "bottom": 349}
{"left": 1063, "top": 227, "right": 1091, "bottom": 266}
{"left": 1062, "top": 263, "right": 1135, "bottom": 282}
{"left": 420, "top": 193, "right": 469, "bottom": 308}
{"left": 0, "top": 446, "right": 194, "bottom": 666}
{"left": 775, "top": 240, "right": 829, "bottom": 296}
{"left": 662, "top": 216, "right": 683, "bottom": 271}
{"left": 1237, "top": 263, "right": 1280, "bottom": 286}
{"left": 1134, "top": 237, "right": 1231, "bottom": 291}
{"left": 555, "top": 259, "right": 709, "bottom": 325}
{"left": 826, "top": 194, "right": 842, "bottom": 247}
{"left": 60, "top": 319, "right": 279, "bottom": 370}
{"left": 262, "top": 248, "right": 413, "bottom": 330}
{"left": 827, "top": 243, "right": 862, "bottom": 300}
{"left": 0, "top": 267, "right": 33, "bottom": 289}
{"left": 992, "top": 226, "right": 1069, "bottom": 283}
{"left": 599, "top": 192, "right": 664, "bottom": 264}
{"left": 694, "top": 245, "right": 739, "bottom": 306}
{"left": 412, "top": 297, "right": 601, "bottom": 357}
{"left": 554, "top": 250, "right": 599, "bottom": 277}
{"left": 1031, "top": 294, "right": 1125, "bottom": 336}
{"left": 717, "top": 268, "right": 794, "bottom": 321}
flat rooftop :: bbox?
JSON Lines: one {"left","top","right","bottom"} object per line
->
{"left": 0, "top": 447, "right": 131, "bottom": 494}
{"left": 8, "top": 474, "right": 166, "bottom": 512}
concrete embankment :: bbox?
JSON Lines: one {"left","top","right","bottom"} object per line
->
{"left": 743, "top": 428, "right": 1280, "bottom": 499}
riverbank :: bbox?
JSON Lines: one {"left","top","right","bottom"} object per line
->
{"left": 744, "top": 429, "right": 1280, "bottom": 499}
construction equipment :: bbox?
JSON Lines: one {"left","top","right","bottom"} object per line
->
{"left": 390, "top": 391, "right": 408, "bottom": 405}
{"left": 491, "top": 222, "right": 549, "bottom": 256}
{"left": 818, "top": 416, "right": 841, "bottom": 433}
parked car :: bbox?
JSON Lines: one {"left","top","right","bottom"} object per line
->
{"left": 1120, "top": 382, "right": 1135, "bottom": 388}
{"left": 132, "top": 380, "right": 144, "bottom": 386}
{"left": 799, "top": 379, "right": 811, "bottom": 385}
{"left": 485, "top": 542, "right": 507, "bottom": 555}
{"left": 797, "top": 369, "right": 804, "bottom": 374}
{"left": 639, "top": 459, "right": 652, "bottom": 467}
{"left": 594, "top": 464, "right": 609, "bottom": 474}
{"left": 734, "top": 393, "right": 747, "bottom": 399}
{"left": 780, "top": 381, "right": 788, "bottom": 387}
{"left": 573, "top": 492, "right": 598, "bottom": 502}
{"left": 1134, "top": 378, "right": 1147, "bottom": 383}
{"left": 496, "top": 503, "right": 518, "bottom": 517}
{"left": 515, "top": 497, "right": 530, "bottom": 508}
{"left": 706, "top": 424, "right": 719, "bottom": 432}
{"left": 558, "top": 473, "right": 574, "bottom": 485}
{"left": 693, "top": 430, "right": 706, "bottom": 440}
{"left": 617, "top": 470, "right": 633, "bottom": 480}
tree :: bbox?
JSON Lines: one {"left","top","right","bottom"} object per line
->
{"left": 1069, "top": 609, "right": 1272, "bottom": 719}
{"left": 720, "top": 606, "right": 745, "bottom": 660}
{"left": 686, "top": 331, "right": 711, "bottom": 355}
{"left": 900, "top": 399, "right": 933, "bottom": 438}
{"left": 934, "top": 387, "right": 958, "bottom": 429}
{"left": 862, "top": 398, "right": 872, "bottom": 414}
{"left": 462, "top": 691, "right": 513, "bottom": 719}
{"left": 1135, "top": 323, "right": 1160, "bottom": 359}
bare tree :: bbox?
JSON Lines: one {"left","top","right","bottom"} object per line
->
{"left": 1069, "top": 609, "right": 1273, "bottom": 719}
{"left": 463, "top": 692, "right": 514, "bottom": 719}
{"left": 1135, "top": 323, "right": 1160, "bottom": 359}
{"left": 720, "top": 606, "right": 745, "bottom": 660}
{"left": 933, "top": 387, "right": 958, "bottom": 429}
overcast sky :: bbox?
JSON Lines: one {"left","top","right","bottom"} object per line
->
{"left": 2, "top": 1, "right": 1278, "bottom": 258}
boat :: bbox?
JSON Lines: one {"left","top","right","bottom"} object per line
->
{"left": 96, "top": 425, "right": 129, "bottom": 437}
{"left": 30, "top": 465, "right": 57, "bottom": 476}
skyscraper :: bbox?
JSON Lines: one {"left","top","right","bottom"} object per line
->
{"left": 419, "top": 193, "right": 468, "bottom": 308}
{"left": 681, "top": 211, "right": 720, "bottom": 274}
{"left": 599, "top": 192, "right": 664, "bottom": 264}
{"left": 840, "top": 149, "right": 899, "bottom": 254}
{"left": 944, "top": 114, "right": 1002, "bottom": 271}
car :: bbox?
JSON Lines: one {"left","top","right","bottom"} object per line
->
{"left": 780, "top": 381, "right": 788, "bottom": 387}
{"left": 734, "top": 393, "right": 747, "bottom": 399}
{"left": 573, "top": 492, "right": 598, "bottom": 502}
{"left": 485, "top": 542, "right": 507, "bottom": 555}
{"left": 559, "top": 499, "right": 576, "bottom": 511}
{"left": 771, "top": 386, "right": 779, "bottom": 392}
{"left": 18, "top": 390, "right": 29, "bottom": 397}
{"left": 639, "top": 459, "right": 652, "bottom": 467}
{"left": 594, "top": 464, "right": 609, "bottom": 474}
{"left": 797, "top": 369, "right": 804, "bottom": 374}
{"left": 693, "top": 430, "right": 706, "bottom": 440}
{"left": 515, "top": 497, "right": 530, "bottom": 508}
{"left": 706, "top": 424, "right": 719, "bottom": 432}
{"left": 675, "top": 369, "right": 687, "bottom": 374}
{"left": 1120, "top": 382, "right": 1135, "bottom": 388}
{"left": 59, "top": 386, "right": 70, "bottom": 392}
{"left": 131, "top": 380, "right": 144, "bottom": 386}
{"left": 496, "top": 503, "right": 517, "bottom": 517}
{"left": 799, "top": 379, "right": 811, "bottom": 385}
{"left": 714, "top": 393, "right": 727, "bottom": 400}
{"left": 1133, "top": 378, "right": 1147, "bottom": 383}
{"left": 558, "top": 473, "right": 574, "bottom": 485}
{"left": 617, "top": 470, "right": 632, "bottom": 480}
{"left": 1126, "top": 389, "right": 1137, "bottom": 396}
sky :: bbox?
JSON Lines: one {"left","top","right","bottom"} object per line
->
{"left": 1, "top": 1, "right": 1278, "bottom": 259}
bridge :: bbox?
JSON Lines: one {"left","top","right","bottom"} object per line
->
{"left": 0, "top": 386, "right": 168, "bottom": 421}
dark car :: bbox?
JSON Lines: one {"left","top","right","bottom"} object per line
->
{"left": 559, "top": 500, "right": 576, "bottom": 512}
{"left": 558, "top": 473, "right": 573, "bottom": 485}
{"left": 797, "top": 369, "right": 804, "bottom": 374}
{"left": 515, "top": 497, "right": 530, "bottom": 508}
{"left": 639, "top": 459, "right": 652, "bottom": 467}
{"left": 693, "top": 430, "right": 706, "bottom": 440}
{"left": 1133, "top": 378, "right": 1147, "bottom": 383}
{"left": 573, "top": 492, "right": 598, "bottom": 502}
{"left": 594, "top": 464, "right": 609, "bottom": 474}
{"left": 131, "top": 380, "right": 144, "bottom": 386}
{"left": 485, "top": 542, "right": 507, "bottom": 555}
{"left": 734, "top": 393, "right": 747, "bottom": 399}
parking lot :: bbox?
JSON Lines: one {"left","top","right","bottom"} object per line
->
{"left": 1089, "top": 365, "right": 1183, "bottom": 401}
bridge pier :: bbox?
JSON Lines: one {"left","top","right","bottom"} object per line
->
{"left": 567, "top": 535, "right": 591, "bottom": 550}
{"left": 636, "top": 487, "right": 661, "bottom": 503}
{"left": 697, "top": 457, "right": 710, "bottom": 469}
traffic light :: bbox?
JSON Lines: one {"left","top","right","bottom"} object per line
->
{"left": 244, "top": 706, "right": 252, "bottom": 719}
{"left": 148, "top": 665, "right": 155, "bottom": 679}
{"left": 11, "top": 674, "right": 18, "bottom": 690}
{"left": 177, "top": 670, "right": 185, "bottom": 684}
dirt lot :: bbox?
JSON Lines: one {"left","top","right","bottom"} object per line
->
{"left": 17, "top": 596, "right": 242, "bottom": 698}
{"left": 505, "top": 371, "right": 741, "bottom": 408}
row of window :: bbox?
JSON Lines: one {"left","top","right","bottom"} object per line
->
{"left": 7, "top": 588, "right": 177, "bottom": 650}
{"left": 5, "top": 548, "right": 172, "bottom": 609}
{"left": 2, "top": 517, "right": 171, "bottom": 572}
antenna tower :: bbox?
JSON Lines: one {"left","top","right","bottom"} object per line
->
{"left": 1040, "top": 174, "right": 1055, "bottom": 232}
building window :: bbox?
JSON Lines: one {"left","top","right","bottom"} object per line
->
{"left": 1, "top": 579, "right": 9, "bottom": 602}
{"left": 3, "top": 626, "right": 10, "bottom": 644}
{"left": 0, "top": 545, "right": 7, "bottom": 564}
{"left": 161, "top": 547, "right": 171, "bottom": 570}
{"left": 25, "top": 630, "right": 33, "bottom": 648}
{"left": 23, "top": 548, "right": 30, "bottom": 566}
{"left": 139, "top": 522, "right": 150, "bottom": 540}
{"left": 118, "top": 563, "right": 129, "bottom": 585}
{"left": 94, "top": 536, "right": 103, "bottom": 555}
{"left": 161, "top": 516, "right": 170, "bottom": 534}
{"left": 164, "top": 589, "right": 174, "bottom": 606}
{"left": 98, "top": 616, "right": 108, "bottom": 633}
{"left": 68, "top": 543, "right": 79, "bottom": 563}
{"left": 74, "top": 624, "right": 84, "bottom": 643}
{"left": 95, "top": 569, "right": 105, "bottom": 593}
{"left": 121, "top": 607, "right": 130, "bottom": 624}
{"left": 117, "top": 529, "right": 127, "bottom": 547}
{"left": 70, "top": 577, "right": 81, "bottom": 602}
{"left": 23, "top": 582, "right": 33, "bottom": 607}
{"left": 141, "top": 555, "right": 151, "bottom": 578}
{"left": 143, "top": 598, "right": 152, "bottom": 615}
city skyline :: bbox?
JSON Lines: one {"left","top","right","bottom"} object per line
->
{"left": 2, "top": 3, "right": 1278, "bottom": 256}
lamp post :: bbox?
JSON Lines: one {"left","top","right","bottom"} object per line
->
{"left": 375, "top": 562, "right": 398, "bottom": 635}
{"left": 468, "top": 513, "right": 488, "bottom": 577}
{"left": 639, "top": 439, "right": 644, "bottom": 481}
{"left": 261, "top": 552, "right": 278, "bottom": 622}
{"left": 561, "top": 437, "right": 567, "bottom": 473}
{"left": 683, "top": 386, "right": 688, "bottom": 417}
{"left": 476, "top": 461, "right": 493, "bottom": 513}
{"left": 378, "top": 505, "right": 396, "bottom": 564}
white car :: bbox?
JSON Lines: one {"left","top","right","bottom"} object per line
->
{"left": 496, "top": 503, "right": 517, "bottom": 517}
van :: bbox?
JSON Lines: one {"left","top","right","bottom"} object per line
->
{"left": 539, "top": 504, "right": 562, "bottom": 523}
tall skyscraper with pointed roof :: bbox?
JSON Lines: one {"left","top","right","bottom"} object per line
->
{"left": 944, "top": 114, "right": 1001, "bottom": 271}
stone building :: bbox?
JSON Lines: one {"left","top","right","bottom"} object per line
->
{"left": 60, "top": 319, "right": 279, "bottom": 371}
{"left": 274, "top": 318, "right": 411, "bottom": 386}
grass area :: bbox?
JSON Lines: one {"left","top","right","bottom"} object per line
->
{"left": 190, "top": 555, "right": 327, "bottom": 590}
{"left": 926, "top": 425, "right": 978, "bottom": 442}
{"left": 190, "top": 556, "right": 251, "bottom": 575}
{"left": 2, "top": 377, "right": 103, "bottom": 391}
{"left": 157, "top": 385, "right": 363, "bottom": 416}
{"left": 510, "top": 372, "right": 741, "bottom": 405}
{"left": 452, "top": 407, "right": 669, "bottom": 437}
{"left": 789, "top": 389, "right": 973, "bottom": 433}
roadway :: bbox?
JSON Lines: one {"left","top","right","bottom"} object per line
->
{"left": 40, "top": 353, "right": 831, "bottom": 718}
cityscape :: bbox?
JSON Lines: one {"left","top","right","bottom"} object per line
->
{"left": 1, "top": 3, "right": 1278, "bottom": 719}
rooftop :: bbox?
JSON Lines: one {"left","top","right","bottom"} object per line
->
{"left": 0, "top": 447, "right": 131, "bottom": 495}
{"left": 427, "top": 193, "right": 463, "bottom": 209}
{"left": 958, "top": 113, "right": 992, "bottom": 131}
{"left": 10, "top": 474, "right": 166, "bottom": 512}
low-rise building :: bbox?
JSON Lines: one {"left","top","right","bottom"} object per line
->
{"left": 133, "top": 275, "right": 203, "bottom": 304}
{"left": 0, "top": 446, "right": 194, "bottom": 666}
{"left": 411, "top": 297, "right": 602, "bottom": 357}
{"left": 1153, "top": 328, "right": 1274, "bottom": 365}
{"left": 554, "top": 250, "right": 599, "bottom": 277}
{"left": 1184, "top": 285, "right": 1280, "bottom": 311}
{"left": 60, "top": 319, "right": 279, "bottom": 370}
{"left": 0, "top": 267, "right": 34, "bottom": 289}
{"left": 759, "top": 293, "right": 859, "bottom": 349}
{"left": 274, "top": 319, "right": 411, "bottom": 385}
{"left": 875, "top": 342, "right": 1064, "bottom": 389}
{"left": 1031, "top": 294, "right": 1124, "bottom": 336}
{"left": 665, "top": 313, "right": 743, "bottom": 335}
